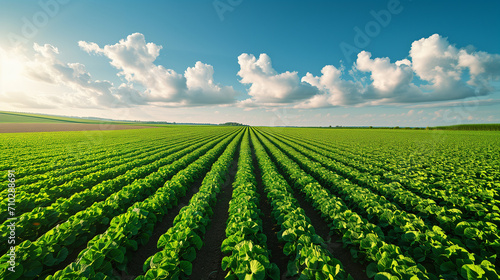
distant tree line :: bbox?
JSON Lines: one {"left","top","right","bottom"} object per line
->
{"left": 219, "top": 122, "right": 248, "bottom": 126}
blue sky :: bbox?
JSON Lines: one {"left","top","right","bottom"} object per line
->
{"left": 0, "top": 0, "right": 499, "bottom": 126}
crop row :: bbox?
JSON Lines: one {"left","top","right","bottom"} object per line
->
{"left": 0, "top": 128, "right": 241, "bottom": 279}
{"left": 137, "top": 128, "right": 243, "bottom": 279}
{"left": 268, "top": 128, "right": 499, "bottom": 198}
{"left": 250, "top": 129, "right": 352, "bottom": 279}
{"left": 220, "top": 131, "right": 279, "bottom": 279}
{"left": 47, "top": 128, "right": 242, "bottom": 279}
{"left": 254, "top": 128, "right": 498, "bottom": 280}
{"left": 0, "top": 131, "right": 226, "bottom": 256}
{"left": 252, "top": 129, "right": 429, "bottom": 279}
{"left": 270, "top": 128, "right": 500, "bottom": 214}
{"left": 258, "top": 129, "right": 500, "bottom": 258}
{"left": 0, "top": 129, "right": 171, "bottom": 179}
{"left": 0, "top": 132, "right": 211, "bottom": 222}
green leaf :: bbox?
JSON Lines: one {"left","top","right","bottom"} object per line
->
{"left": 461, "top": 264, "right": 485, "bottom": 280}
{"left": 181, "top": 247, "right": 196, "bottom": 262}
{"left": 43, "top": 253, "right": 56, "bottom": 267}
{"left": 440, "top": 261, "right": 456, "bottom": 272}
{"left": 287, "top": 260, "right": 299, "bottom": 276}
{"left": 23, "top": 261, "right": 43, "bottom": 278}
{"left": 249, "top": 260, "right": 265, "bottom": 279}
{"left": 268, "top": 263, "right": 281, "bottom": 280}
{"left": 5, "top": 263, "right": 23, "bottom": 280}
{"left": 180, "top": 261, "right": 192, "bottom": 275}
{"left": 377, "top": 257, "right": 393, "bottom": 271}
{"left": 374, "top": 272, "right": 398, "bottom": 280}
{"left": 109, "top": 248, "right": 125, "bottom": 263}
{"left": 221, "top": 256, "right": 233, "bottom": 271}
{"left": 367, "top": 262, "right": 378, "bottom": 278}
{"left": 56, "top": 247, "right": 69, "bottom": 262}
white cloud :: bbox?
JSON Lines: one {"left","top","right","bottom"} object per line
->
{"left": 237, "top": 53, "right": 318, "bottom": 107}
{"left": 356, "top": 51, "right": 414, "bottom": 94}
{"left": 21, "top": 43, "right": 127, "bottom": 108}
{"left": 183, "top": 61, "right": 237, "bottom": 105}
{"left": 2, "top": 33, "right": 499, "bottom": 114}
{"left": 80, "top": 33, "right": 236, "bottom": 106}
{"left": 298, "top": 65, "right": 364, "bottom": 108}
{"left": 292, "top": 34, "right": 500, "bottom": 108}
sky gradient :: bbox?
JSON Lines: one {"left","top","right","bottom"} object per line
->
{"left": 0, "top": 0, "right": 499, "bottom": 126}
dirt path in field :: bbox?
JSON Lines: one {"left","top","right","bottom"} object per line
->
{"left": 125, "top": 173, "right": 207, "bottom": 278}
{"left": 189, "top": 146, "right": 240, "bottom": 280}
{"left": 255, "top": 131, "right": 369, "bottom": 279}
{"left": 251, "top": 142, "right": 291, "bottom": 280}
{"left": 290, "top": 186, "right": 370, "bottom": 280}
{"left": 0, "top": 123, "right": 150, "bottom": 133}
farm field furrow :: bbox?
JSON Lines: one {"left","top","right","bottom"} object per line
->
{"left": 256, "top": 128, "right": 500, "bottom": 258}
{"left": 262, "top": 128, "right": 500, "bottom": 203}
{"left": 0, "top": 128, "right": 171, "bottom": 178}
{"left": 260, "top": 128, "right": 500, "bottom": 203}
{"left": 1, "top": 126, "right": 498, "bottom": 280}
{"left": 0, "top": 130, "right": 229, "bottom": 256}
{"left": 254, "top": 128, "right": 497, "bottom": 279}
{"left": 0, "top": 132, "right": 217, "bottom": 223}
{"left": 262, "top": 128, "right": 500, "bottom": 225}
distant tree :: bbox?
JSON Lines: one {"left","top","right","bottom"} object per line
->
{"left": 369, "top": 126, "right": 373, "bottom": 129}
{"left": 219, "top": 122, "right": 248, "bottom": 126}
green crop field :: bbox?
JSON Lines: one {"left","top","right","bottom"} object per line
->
{"left": 0, "top": 111, "right": 142, "bottom": 125}
{"left": 1, "top": 126, "right": 499, "bottom": 280}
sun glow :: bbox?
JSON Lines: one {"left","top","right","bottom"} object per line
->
{"left": 0, "top": 47, "right": 26, "bottom": 94}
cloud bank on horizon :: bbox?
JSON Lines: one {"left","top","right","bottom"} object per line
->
{"left": 2, "top": 32, "right": 500, "bottom": 110}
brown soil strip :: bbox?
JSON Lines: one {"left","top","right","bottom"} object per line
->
{"left": 189, "top": 147, "right": 240, "bottom": 280}
{"left": 0, "top": 123, "right": 150, "bottom": 133}
{"left": 256, "top": 133, "right": 370, "bottom": 280}
{"left": 290, "top": 189, "right": 370, "bottom": 280}
{"left": 125, "top": 174, "right": 207, "bottom": 278}
{"left": 250, "top": 141, "right": 290, "bottom": 280}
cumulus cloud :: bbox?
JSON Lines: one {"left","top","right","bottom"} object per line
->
{"left": 3, "top": 33, "right": 499, "bottom": 112}
{"left": 297, "top": 65, "right": 364, "bottom": 108}
{"left": 79, "top": 33, "right": 236, "bottom": 106}
{"left": 249, "top": 34, "right": 500, "bottom": 109}
{"left": 237, "top": 53, "right": 318, "bottom": 106}
{"left": 24, "top": 43, "right": 129, "bottom": 108}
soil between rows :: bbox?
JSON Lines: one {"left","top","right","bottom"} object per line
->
{"left": 250, "top": 140, "right": 290, "bottom": 280}
{"left": 256, "top": 131, "right": 370, "bottom": 280}
{"left": 290, "top": 186, "right": 370, "bottom": 280}
{"left": 125, "top": 169, "right": 209, "bottom": 278}
{"left": 189, "top": 145, "right": 240, "bottom": 280}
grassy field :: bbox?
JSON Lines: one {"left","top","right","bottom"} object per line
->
{"left": 0, "top": 111, "right": 136, "bottom": 124}
{"left": 433, "top": 123, "right": 500, "bottom": 131}
{"left": 0, "top": 111, "right": 160, "bottom": 133}
{"left": 0, "top": 126, "right": 498, "bottom": 280}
